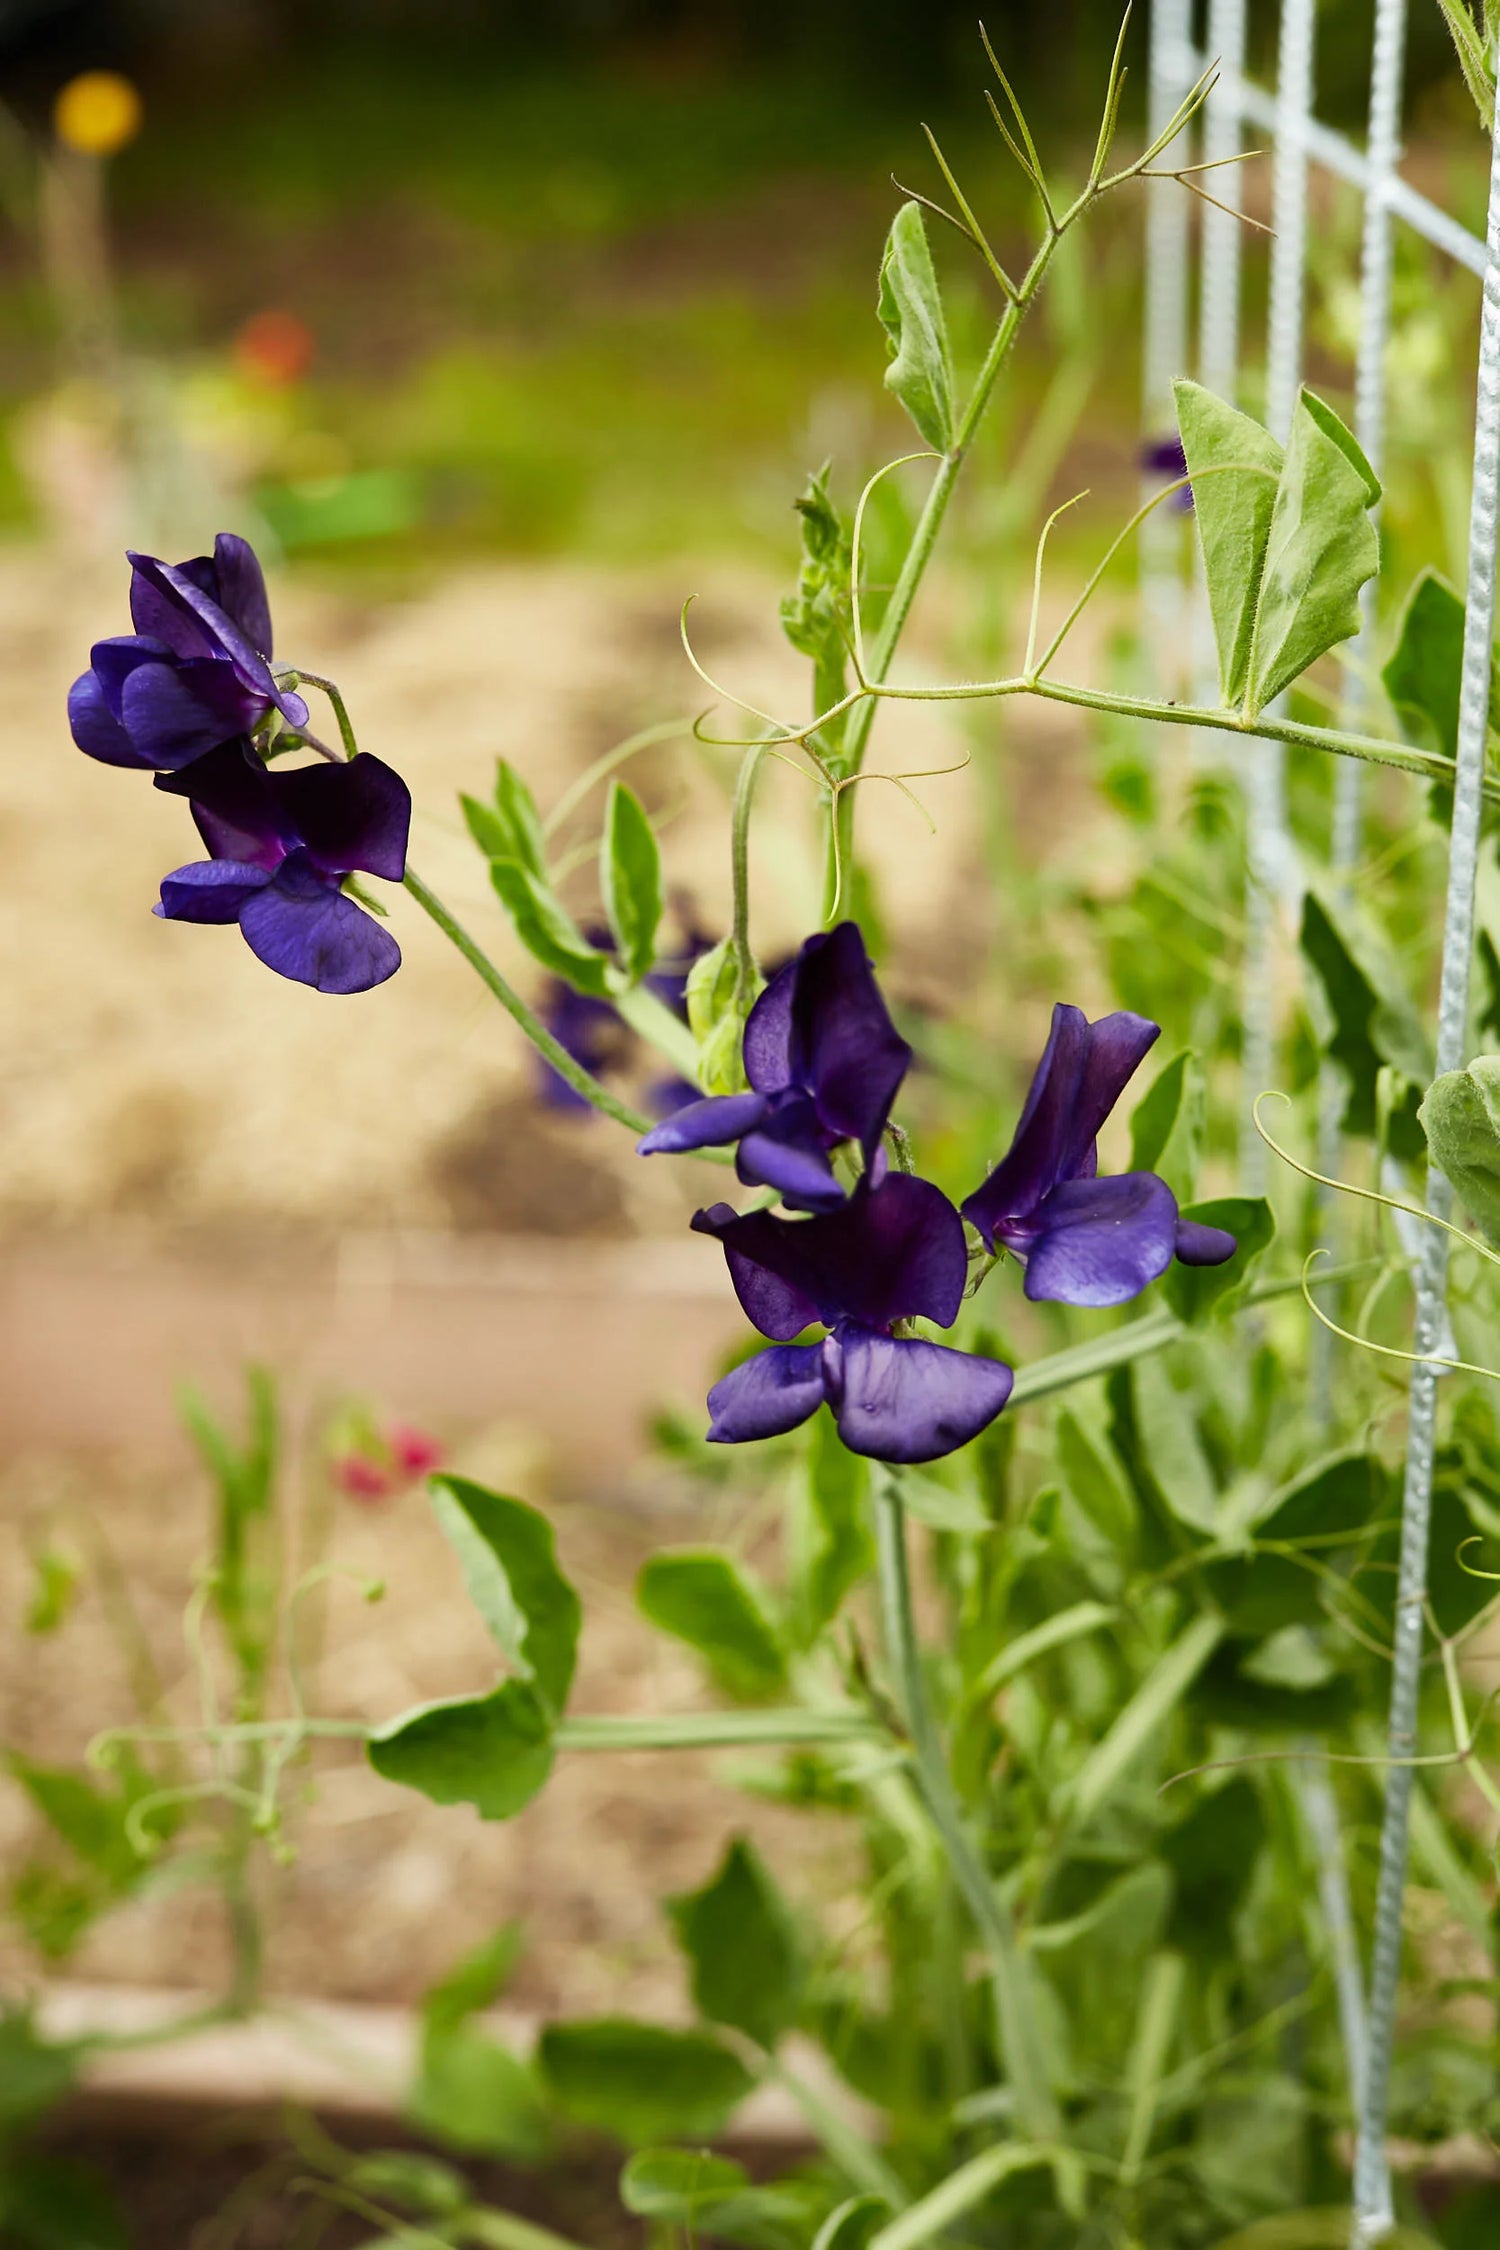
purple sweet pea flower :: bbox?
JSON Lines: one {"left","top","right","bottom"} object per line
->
{"left": 638, "top": 921, "right": 911, "bottom": 1214}
{"left": 68, "top": 533, "right": 309, "bottom": 771}
{"left": 152, "top": 739, "right": 410, "bottom": 994}
{"left": 961, "top": 1004, "right": 1236, "bottom": 1307}
{"left": 1139, "top": 433, "right": 1194, "bottom": 514}
{"left": 692, "top": 1172, "right": 1013, "bottom": 1464}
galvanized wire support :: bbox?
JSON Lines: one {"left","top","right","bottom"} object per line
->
{"left": 1311, "top": 0, "right": 1410, "bottom": 1430}
{"left": 1350, "top": 87, "right": 1500, "bottom": 2250}
{"left": 1141, "top": 0, "right": 1196, "bottom": 666}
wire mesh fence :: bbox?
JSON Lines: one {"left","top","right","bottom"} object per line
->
{"left": 1139, "top": 6, "right": 1500, "bottom": 2239}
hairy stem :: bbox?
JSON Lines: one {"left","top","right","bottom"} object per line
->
{"left": 873, "top": 1469, "right": 1061, "bottom": 2143}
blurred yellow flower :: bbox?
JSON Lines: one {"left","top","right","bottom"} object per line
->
{"left": 54, "top": 70, "right": 143, "bottom": 157}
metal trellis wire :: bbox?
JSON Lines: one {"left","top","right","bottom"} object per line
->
{"left": 1139, "top": 6, "right": 1499, "bottom": 2243}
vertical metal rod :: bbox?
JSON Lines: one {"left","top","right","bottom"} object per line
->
{"left": 1332, "top": 0, "right": 1412, "bottom": 879}
{"left": 1240, "top": 0, "right": 1318, "bottom": 1195}
{"left": 1350, "top": 89, "right": 1500, "bottom": 2250}
{"left": 1311, "top": 0, "right": 1411, "bottom": 1426}
{"left": 1141, "top": 0, "right": 1196, "bottom": 664}
{"left": 1198, "top": 0, "right": 1248, "bottom": 398}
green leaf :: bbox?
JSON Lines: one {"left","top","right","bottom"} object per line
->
{"left": 1056, "top": 1407, "right": 1137, "bottom": 1554}
{"left": 1245, "top": 389, "right": 1380, "bottom": 716}
{"left": 796, "top": 1415, "right": 873, "bottom": 1642}
{"left": 621, "top": 2151, "right": 816, "bottom": 2250}
{"left": 344, "top": 2153, "right": 469, "bottom": 2219}
{"left": 420, "top": 1924, "right": 525, "bottom": 2034}
{"left": 1206, "top": 1450, "right": 1386, "bottom": 1640}
{"left": 1163, "top": 1196, "right": 1275, "bottom": 1325}
{"left": 686, "top": 938, "right": 760, "bottom": 1095}
{"left": 877, "top": 202, "right": 954, "bottom": 453}
{"left": 781, "top": 465, "right": 854, "bottom": 744}
{"left": 668, "top": 1837, "right": 803, "bottom": 2049}
{"left": 1128, "top": 1048, "right": 1205, "bottom": 1202}
{"left": 1130, "top": 1356, "right": 1219, "bottom": 1537}
{"left": 637, "top": 1550, "right": 786, "bottom": 1700}
{"left": 0, "top": 2010, "right": 81, "bottom": 2130}
{"left": 600, "top": 780, "right": 662, "bottom": 985}
{"left": 1420, "top": 1055, "right": 1500, "bottom": 1246}
{"left": 430, "top": 1478, "right": 580, "bottom": 1715}
{"left": 1162, "top": 1777, "right": 1265, "bottom": 1957}
{"left": 367, "top": 1683, "right": 553, "bottom": 1821}
{"left": 538, "top": 2019, "right": 753, "bottom": 2146}
{"left": 1383, "top": 568, "right": 1467, "bottom": 759}
{"left": 1300, "top": 886, "right": 1432, "bottom": 1146}
{"left": 24, "top": 1548, "right": 79, "bottom": 1636}
{"left": 5, "top": 1756, "right": 146, "bottom": 1889}
{"left": 896, "top": 1473, "right": 991, "bottom": 1533}
{"left": 489, "top": 858, "right": 611, "bottom": 996}
{"left": 1173, "top": 378, "right": 1284, "bottom": 707}
{"left": 462, "top": 759, "right": 547, "bottom": 880}
{"left": 409, "top": 2023, "right": 552, "bottom": 2160}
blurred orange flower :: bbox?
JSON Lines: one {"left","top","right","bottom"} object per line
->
{"left": 233, "top": 308, "right": 316, "bottom": 389}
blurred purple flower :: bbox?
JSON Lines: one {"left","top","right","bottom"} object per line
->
{"left": 961, "top": 1004, "right": 1236, "bottom": 1306}
{"left": 692, "top": 1172, "right": 1013, "bottom": 1464}
{"left": 68, "top": 533, "right": 309, "bottom": 771}
{"left": 1139, "top": 433, "right": 1194, "bottom": 513}
{"left": 638, "top": 921, "right": 910, "bottom": 1213}
{"left": 153, "top": 738, "right": 410, "bottom": 993}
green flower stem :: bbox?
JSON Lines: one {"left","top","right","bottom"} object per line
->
{"left": 402, "top": 867, "right": 654, "bottom": 1134}
{"left": 612, "top": 979, "right": 703, "bottom": 1082}
{"left": 286, "top": 668, "right": 360, "bottom": 761}
{"left": 732, "top": 740, "right": 768, "bottom": 1007}
{"left": 872, "top": 1468, "right": 1061, "bottom": 2145}
{"left": 555, "top": 1708, "right": 885, "bottom": 1751}
{"left": 759, "top": 2050, "right": 910, "bottom": 2207}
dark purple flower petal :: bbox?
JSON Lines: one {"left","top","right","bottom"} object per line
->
{"left": 692, "top": 1172, "right": 967, "bottom": 1338}
{"left": 691, "top": 1201, "right": 823, "bottom": 1341}
{"left": 646, "top": 1075, "right": 702, "bottom": 1119}
{"left": 1060, "top": 1011, "right": 1160, "bottom": 1179}
{"left": 210, "top": 532, "right": 275, "bottom": 656}
{"left": 705, "top": 1342, "right": 831, "bottom": 1442}
{"left": 832, "top": 1327, "right": 1013, "bottom": 1463}
{"left": 1174, "top": 1218, "right": 1238, "bottom": 1266}
{"left": 539, "top": 985, "right": 627, "bottom": 1110}
{"left": 735, "top": 1092, "right": 844, "bottom": 1213}
{"left": 155, "top": 858, "right": 274, "bottom": 923}
{"left": 1020, "top": 1172, "right": 1179, "bottom": 1307}
{"left": 156, "top": 740, "right": 291, "bottom": 868}
{"left": 794, "top": 922, "right": 912, "bottom": 1161}
{"left": 742, "top": 960, "right": 796, "bottom": 1094}
{"left": 239, "top": 854, "right": 401, "bottom": 993}
{"left": 962, "top": 1004, "right": 1160, "bottom": 1248}
{"left": 126, "top": 549, "right": 307, "bottom": 730}
{"left": 119, "top": 656, "right": 263, "bottom": 770}
{"left": 269, "top": 754, "right": 411, "bottom": 881}
{"left": 639, "top": 1092, "right": 769, "bottom": 1156}
{"left": 68, "top": 666, "right": 140, "bottom": 766}
{"left": 962, "top": 1003, "right": 1088, "bottom": 1245}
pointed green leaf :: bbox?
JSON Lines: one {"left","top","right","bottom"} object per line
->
{"left": 1245, "top": 389, "right": 1380, "bottom": 715}
{"left": 637, "top": 1550, "right": 786, "bottom": 1700}
{"left": 877, "top": 202, "right": 954, "bottom": 453}
{"left": 1383, "top": 567, "right": 1467, "bottom": 759}
{"left": 538, "top": 2019, "right": 753, "bottom": 2146}
{"left": 781, "top": 464, "right": 854, "bottom": 745}
{"left": 1129, "top": 1048, "right": 1205, "bottom": 1202}
{"left": 1163, "top": 1195, "right": 1275, "bottom": 1325}
{"left": 1173, "top": 378, "right": 1284, "bottom": 706}
{"left": 622, "top": 2154, "right": 830, "bottom": 2250}
{"left": 367, "top": 1683, "right": 553, "bottom": 1820}
{"left": 1300, "top": 886, "right": 1432, "bottom": 1144}
{"left": 462, "top": 759, "right": 547, "bottom": 879}
{"left": 600, "top": 780, "right": 662, "bottom": 984}
{"left": 489, "top": 857, "right": 611, "bottom": 995}
{"left": 668, "top": 1837, "right": 804, "bottom": 2049}
{"left": 409, "top": 2023, "right": 552, "bottom": 2160}
{"left": 1130, "top": 1356, "right": 1219, "bottom": 1536}
{"left": 1056, "top": 1407, "right": 1137, "bottom": 1553}
{"left": 1420, "top": 1055, "right": 1500, "bottom": 1247}
{"left": 431, "top": 1477, "right": 580, "bottom": 1715}
{"left": 420, "top": 1923, "right": 525, "bottom": 2034}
